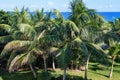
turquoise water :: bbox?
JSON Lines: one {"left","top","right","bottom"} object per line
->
{"left": 11, "top": 12, "right": 120, "bottom": 21}
{"left": 98, "top": 12, "right": 120, "bottom": 21}
{"left": 61, "top": 12, "right": 120, "bottom": 21}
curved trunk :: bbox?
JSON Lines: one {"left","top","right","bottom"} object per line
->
{"left": 84, "top": 53, "right": 91, "bottom": 80}
{"left": 43, "top": 56, "right": 47, "bottom": 72}
{"left": 109, "top": 56, "right": 115, "bottom": 78}
{"left": 52, "top": 57, "right": 55, "bottom": 70}
{"left": 29, "top": 64, "right": 37, "bottom": 79}
{"left": 63, "top": 67, "right": 66, "bottom": 80}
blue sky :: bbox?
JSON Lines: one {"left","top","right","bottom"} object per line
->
{"left": 0, "top": 0, "right": 120, "bottom": 12}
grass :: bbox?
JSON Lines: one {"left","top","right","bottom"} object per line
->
{"left": 0, "top": 63, "right": 120, "bottom": 80}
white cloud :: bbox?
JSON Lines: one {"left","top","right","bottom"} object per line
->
{"left": 30, "top": 5, "right": 38, "bottom": 8}
{"left": 48, "top": 2, "right": 54, "bottom": 6}
{"left": 64, "top": 4, "right": 68, "bottom": 8}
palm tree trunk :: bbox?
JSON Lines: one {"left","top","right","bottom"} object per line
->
{"left": 109, "top": 56, "right": 115, "bottom": 78}
{"left": 43, "top": 56, "right": 47, "bottom": 72}
{"left": 52, "top": 57, "right": 55, "bottom": 70}
{"left": 63, "top": 67, "right": 66, "bottom": 80}
{"left": 84, "top": 53, "right": 91, "bottom": 80}
{"left": 29, "top": 64, "right": 37, "bottom": 79}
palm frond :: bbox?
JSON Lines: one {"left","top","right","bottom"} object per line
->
{"left": 9, "top": 51, "right": 37, "bottom": 72}
{"left": 65, "top": 20, "right": 79, "bottom": 33}
{"left": 37, "top": 30, "right": 46, "bottom": 40}
{"left": 53, "top": 9, "right": 64, "bottom": 21}
{"left": 7, "top": 50, "right": 18, "bottom": 69}
{"left": 33, "top": 8, "right": 45, "bottom": 23}
{"left": 56, "top": 43, "right": 72, "bottom": 68}
{"left": 71, "top": 37, "right": 82, "bottom": 49}
{"left": 9, "top": 53, "right": 27, "bottom": 72}
{"left": 39, "top": 35, "right": 61, "bottom": 45}
{"left": 0, "top": 35, "right": 13, "bottom": 44}
{"left": 108, "top": 44, "right": 120, "bottom": 57}
{"left": 12, "top": 31, "right": 28, "bottom": 40}
{"left": 87, "top": 43, "right": 107, "bottom": 57}
{"left": 48, "top": 47, "right": 58, "bottom": 56}
{"left": 22, "top": 52, "right": 36, "bottom": 65}
{"left": 1, "top": 40, "right": 31, "bottom": 57}
{"left": 17, "top": 23, "right": 37, "bottom": 40}
{"left": 0, "top": 24, "right": 13, "bottom": 33}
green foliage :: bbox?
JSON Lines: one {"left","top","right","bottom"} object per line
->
{"left": 56, "top": 43, "right": 72, "bottom": 69}
{"left": 0, "top": 0, "right": 120, "bottom": 80}
{"left": 0, "top": 10, "right": 12, "bottom": 25}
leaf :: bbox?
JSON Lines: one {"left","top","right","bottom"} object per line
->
{"left": 0, "top": 35, "right": 13, "bottom": 44}
{"left": 9, "top": 51, "right": 37, "bottom": 72}
{"left": 1, "top": 40, "right": 31, "bottom": 57}
{"left": 0, "top": 24, "right": 13, "bottom": 33}
{"left": 37, "top": 30, "right": 46, "bottom": 40}
{"left": 9, "top": 53, "right": 27, "bottom": 72}
{"left": 17, "top": 23, "right": 37, "bottom": 40}
{"left": 56, "top": 43, "right": 72, "bottom": 68}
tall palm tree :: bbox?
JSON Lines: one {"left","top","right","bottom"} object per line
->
{"left": 69, "top": 0, "right": 106, "bottom": 80}
{"left": 56, "top": 19, "right": 80, "bottom": 80}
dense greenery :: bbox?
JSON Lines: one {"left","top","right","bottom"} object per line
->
{"left": 0, "top": 0, "right": 120, "bottom": 80}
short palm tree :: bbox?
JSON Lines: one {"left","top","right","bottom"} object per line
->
{"left": 0, "top": 8, "right": 38, "bottom": 78}
{"left": 103, "top": 19, "right": 120, "bottom": 78}
{"left": 107, "top": 42, "right": 120, "bottom": 78}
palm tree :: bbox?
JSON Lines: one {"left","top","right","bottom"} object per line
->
{"left": 0, "top": 8, "right": 38, "bottom": 78}
{"left": 0, "top": 24, "right": 38, "bottom": 78}
{"left": 107, "top": 42, "right": 120, "bottom": 78}
{"left": 69, "top": 0, "right": 106, "bottom": 80}
{"left": 103, "top": 19, "right": 120, "bottom": 78}
{"left": 79, "top": 27, "right": 106, "bottom": 80}
{"left": 102, "top": 19, "right": 120, "bottom": 78}
{"left": 56, "top": 19, "right": 80, "bottom": 80}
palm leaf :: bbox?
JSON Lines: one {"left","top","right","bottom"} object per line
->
{"left": 1, "top": 40, "right": 31, "bottom": 57}
{"left": 87, "top": 43, "right": 107, "bottom": 57}
{"left": 9, "top": 51, "right": 37, "bottom": 72}
{"left": 17, "top": 23, "right": 37, "bottom": 40}
{"left": 9, "top": 53, "right": 27, "bottom": 72}
{"left": 0, "top": 24, "right": 13, "bottom": 33}
{"left": 56, "top": 43, "right": 72, "bottom": 68}
{"left": 0, "top": 35, "right": 13, "bottom": 44}
{"left": 7, "top": 50, "right": 18, "bottom": 69}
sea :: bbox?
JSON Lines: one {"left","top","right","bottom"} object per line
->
{"left": 61, "top": 12, "right": 120, "bottom": 21}
{"left": 11, "top": 12, "right": 120, "bottom": 21}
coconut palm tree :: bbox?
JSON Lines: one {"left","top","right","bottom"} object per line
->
{"left": 0, "top": 9, "right": 64, "bottom": 79}
{"left": 0, "top": 23, "right": 38, "bottom": 78}
{"left": 69, "top": 0, "right": 106, "bottom": 80}
{"left": 107, "top": 42, "right": 120, "bottom": 78}
{"left": 79, "top": 27, "right": 106, "bottom": 80}
{"left": 55, "top": 19, "right": 80, "bottom": 80}
{"left": 0, "top": 8, "right": 38, "bottom": 78}
{"left": 103, "top": 19, "right": 120, "bottom": 78}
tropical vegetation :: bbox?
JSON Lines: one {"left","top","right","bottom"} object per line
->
{"left": 0, "top": 0, "right": 120, "bottom": 80}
